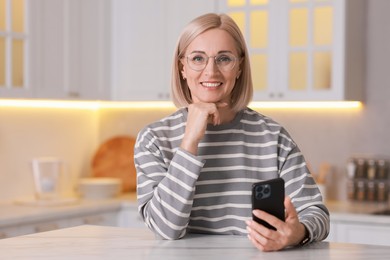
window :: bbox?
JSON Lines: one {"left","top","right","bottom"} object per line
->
{"left": 0, "top": 0, "right": 26, "bottom": 89}
{"left": 221, "top": 0, "right": 334, "bottom": 99}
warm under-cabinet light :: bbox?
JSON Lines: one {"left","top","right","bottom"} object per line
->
{"left": 249, "top": 101, "right": 362, "bottom": 109}
{"left": 0, "top": 99, "right": 100, "bottom": 109}
{"left": 0, "top": 99, "right": 362, "bottom": 110}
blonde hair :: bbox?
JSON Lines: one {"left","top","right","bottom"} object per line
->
{"left": 171, "top": 13, "right": 253, "bottom": 112}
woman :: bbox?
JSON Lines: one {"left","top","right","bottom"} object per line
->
{"left": 134, "top": 13, "right": 329, "bottom": 251}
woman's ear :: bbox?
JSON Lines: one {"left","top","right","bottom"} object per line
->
{"left": 236, "top": 70, "right": 241, "bottom": 79}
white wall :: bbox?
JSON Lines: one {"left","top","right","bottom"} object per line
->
{"left": 0, "top": 108, "right": 99, "bottom": 201}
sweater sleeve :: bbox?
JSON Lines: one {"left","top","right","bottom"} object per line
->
{"left": 134, "top": 129, "right": 205, "bottom": 240}
{"left": 280, "top": 142, "right": 330, "bottom": 243}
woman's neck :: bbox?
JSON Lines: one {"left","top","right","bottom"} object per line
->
{"left": 218, "top": 106, "right": 237, "bottom": 124}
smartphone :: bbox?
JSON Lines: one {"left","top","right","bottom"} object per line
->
{"left": 251, "top": 178, "right": 285, "bottom": 230}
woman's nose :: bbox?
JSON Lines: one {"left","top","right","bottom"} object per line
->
{"left": 203, "top": 57, "right": 219, "bottom": 74}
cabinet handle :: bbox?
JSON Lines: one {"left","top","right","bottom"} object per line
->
{"left": 277, "top": 92, "right": 284, "bottom": 98}
{"left": 35, "top": 223, "right": 59, "bottom": 233}
{"left": 68, "top": 91, "right": 80, "bottom": 98}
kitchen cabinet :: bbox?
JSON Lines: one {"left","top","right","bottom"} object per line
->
{"left": 2, "top": 0, "right": 217, "bottom": 101}
{"left": 110, "top": 0, "right": 217, "bottom": 101}
{"left": 117, "top": 204, "right": 146, "bottom": 228}
{"left": 0, "top": 195, "right": 145, "bottom": 239}
{"left": 28, "top": 0, "right": 110, "bottom": 100}
{"left": 0, "top": 0, "right": 31, "bottom": 98}
{"left": 0, "top": 210, "right": 120, "bottom": 239}
{"left": 217, "top": 0, "right": 365, "bottom": 101}
{"left": 328, "top": 217, "right": 390, "bottom": 246}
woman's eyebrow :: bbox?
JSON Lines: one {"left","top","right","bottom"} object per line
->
{"left": 188, "top": 50, "right": 234, "bottom": 54}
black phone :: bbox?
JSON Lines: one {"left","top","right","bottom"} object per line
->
{"left": 251, "top": 178, "right": 285, "bottom": 230}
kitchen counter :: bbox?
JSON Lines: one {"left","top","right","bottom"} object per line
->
{"left": 2, "top": 194, "right": 390, "bottom": 245}
{"left": 326, "top": 200, "right": 390, "bottom": 224}
{"left": 0, "top": 193, "right": 137, "bottom": 228}
{"left": 0, "top": 225, "right": 389, "bottom": 259}
{"left": 2, "top": 196, "right": 390, "bottom": 228}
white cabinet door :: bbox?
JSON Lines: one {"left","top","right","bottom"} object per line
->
{"left": 217, "top": 0, "right": 365, "bottom": 101}
{"left": 110, "top": 0, "right": 166, "bottom": 101}
{"left": 336, "top": 222, "right": 390, "bottom": 246}
{"left": 110, "top": 0, "right": 217, "bottom": 101}
{"left": 330, "top": 220, "right": 390, "bottom": 246}
{"left": 68, "top": 211, "right": 119, "bottom": 227}
{"left": 28, "top": 0, "right": 68, "bottom": 99}
{"left": 28, "top": 0, "right": 109, "bottom": 100}
{"left": 117, "top": 206, "right": 146, "bottom": 228}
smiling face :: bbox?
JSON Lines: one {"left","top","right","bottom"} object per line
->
{"left": 181, "top": 29, "right": 241, "bottom": 105}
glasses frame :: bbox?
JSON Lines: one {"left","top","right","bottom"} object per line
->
{"left": 184, "top": 53, "right": 238, "bottom": 72}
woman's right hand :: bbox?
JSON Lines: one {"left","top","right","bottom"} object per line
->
{"left": 180, "top": 102, "right": 227, "bottom": 155}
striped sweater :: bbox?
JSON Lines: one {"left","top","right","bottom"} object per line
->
{"left": 134, "top": 107, "right": 329, "bottom": 242}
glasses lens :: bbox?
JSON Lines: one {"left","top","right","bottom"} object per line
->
{"left": 187, "top": 53, "right": 208, "bottom": 71}
{"left": 186, "top": 53, "right": 237, "bottom": 71}
{"left": 215, "top": 53, "right": 236, "bottom": 71}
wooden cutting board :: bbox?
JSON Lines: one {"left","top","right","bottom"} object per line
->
{"left": 91, "top": 136, "right": 137, "bottom": 192}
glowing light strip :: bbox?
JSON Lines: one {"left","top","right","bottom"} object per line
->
{"left": 0, "top": 99, "right": 362, "bottom": 110}
{"left": 249, "top": 101, "right": 362, "bottom": 109}
{"left": 0, "top": 99, "right": 100, "bottom": 109}
{"left": 97, "top": 101, "right": 176, "bottom": 109}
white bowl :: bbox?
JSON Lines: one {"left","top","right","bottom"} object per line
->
{"left": 78, "top": 178, "right": 122, "bottom": 199}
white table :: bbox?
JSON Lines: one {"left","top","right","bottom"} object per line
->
{"left": 0, "top": 225, "right": 390, "bottom": 259}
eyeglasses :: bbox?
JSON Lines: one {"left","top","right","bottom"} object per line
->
{"left": 185, "top": 52, "right": 237, "bottom": 72}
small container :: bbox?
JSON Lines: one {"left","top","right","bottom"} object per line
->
{"left": 367, "top": 159, "right": 377, "bottom": 180}
{"left": 78, "top": 178, "right": 122, "bottom": 199}
{"left": 347, "top": 179, "right": 355, "bottom": 200}
{"left": 31, "top": 157, "right": 64, "bottom": 200}
{"left": 366, "top": 180, "right": 376, "bottom": 201}
{"left": 355, "top": 158, "right": 366, "bottom": 179}
{"left": 346, "top": 159, "right": 356, "bottom": 200}
{"left": 356, "top": 180, "right": 366, "bottom": 201}
{"left": 377, "top": 181, "right": 388, "bottom": 202}
{"left": 346, "top": 159, "right": 356, "bottom": 179}
{"left": 377, "top": 160, "right": 388, "bottom": 179}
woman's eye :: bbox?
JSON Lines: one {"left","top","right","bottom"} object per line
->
{"left": 217, "top": 55, "right": 232, "bottom": 63}
{"left": 192, "top": 56, "right": 205, "bottom": 63}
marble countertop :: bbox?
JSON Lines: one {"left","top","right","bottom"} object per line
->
{"left": 0, "top": 225, "right": 389, "bottom": 260}
{"left": 1, "top": 193, "right": 390, "bottom": 228}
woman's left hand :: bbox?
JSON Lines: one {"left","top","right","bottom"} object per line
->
{"left": 245, "top": 196, "right": 306, "bottom": 252}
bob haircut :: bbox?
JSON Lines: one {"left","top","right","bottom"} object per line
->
{"left": 171, "top": 13, "right": 253, "bottom": 112}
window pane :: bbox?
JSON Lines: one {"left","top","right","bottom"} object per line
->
{"left": 12, "top": 0, "right": 24, "bottom": 33}
{"left": 0, "top": 37, "right": 5, "bottom": 86}
{"left": 12, "top": 39, "right": 24, "bottom": 87}
{"left": 314, "top": 6, "right": 332, "bottom": 45}
{"left": 289, "top": 52, "right": 307, "bottom": 90}
{"left": 289, "top": 8, "right": 308, "bottom": 47}
{"left": 228, "top": 12, "right": 245, "bottom": 36}
{"left": 250, "top": 11, "right": 268, "bottom": 48}
{"left": 250, "top": 0, "right": 268, "bottom": 5}
{"left": 227, "top": 0, "right": 245, "bottom": 7}
{"left": 314, "top": 52, "right": 331, "bottom": 89}
{"left": 0, "top": 0, "right": 6, "bottom": 31}
{"left": 251, "top": 54, "right": 267, "bottom": 90}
